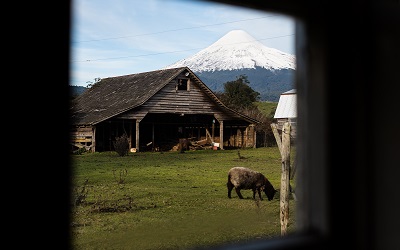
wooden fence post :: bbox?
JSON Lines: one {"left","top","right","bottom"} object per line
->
{"left": 271, "top": 123, "right": 282, "bottom": 152}
{"left": 271, "top": 122, "right": 293, "bottom": 235}
{"left": 280, "top": 122, "right": 291, "bottom": 236}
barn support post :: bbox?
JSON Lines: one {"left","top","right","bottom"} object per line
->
{"left": 252, "top": 124, "right": 256, "bottom": 148}
{"left": 219, "top": 120, "right": 224, "bottom": 149}
{"left": 152, "top": 123, "right": 155, "bottom": 151}
{"left": 92, "top": 126, "right": 96, "bottom": 153}
{"left": 280, "top": 122, "right": 291, "bottom": 235}
{"left": 129, "top": 121, "right": 132, "bottom": 150}
{"left": 245, "top": 126, "right": 248, "bottom": 147}
{"left": 239, "top": 128, "right": 245, "bottom": 148}
{"left": 212, "top": 119, "right": 215, "bottom": 142}
{"left": 135, "top": 120, "right": 140, "bottom": 152}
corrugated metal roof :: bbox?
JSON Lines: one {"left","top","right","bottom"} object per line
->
{"left": 274, "top": 89, "right": 297, "bottom": 118}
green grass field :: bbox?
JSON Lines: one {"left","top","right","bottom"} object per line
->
{"left": 70, "top": 147, "right": 296, "bottom": 249}
{"left": 255, "top": 101, "right": 278, "bottom": 118}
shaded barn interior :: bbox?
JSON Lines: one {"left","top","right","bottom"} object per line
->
{"left": 83, "top": 114, "right": 253, "bottom": 152}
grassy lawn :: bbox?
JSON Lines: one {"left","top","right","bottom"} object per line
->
{"left": 70, "top": 147, "right": 296, "bottom": 249}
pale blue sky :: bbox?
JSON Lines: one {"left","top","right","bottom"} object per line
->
{"left": 70, "top": 0, "right": 295, "bottom": 87}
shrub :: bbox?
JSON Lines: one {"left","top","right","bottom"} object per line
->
{"left": 113, "top": 133, "right": 129, "bottom": 156}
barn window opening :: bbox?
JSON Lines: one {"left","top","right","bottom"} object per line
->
{"left": 177, "top": 78, "right": 188, "bottom": 91}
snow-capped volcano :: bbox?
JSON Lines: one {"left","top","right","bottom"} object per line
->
{"left": 164, "top": 29, "right": 296, "bottom": 72}
{"left": 163, "top": 29, "right": 295, "bottom": 102}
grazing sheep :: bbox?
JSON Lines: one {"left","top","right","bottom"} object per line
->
{"left": 227, "top": 167, "right": 276, "bottom": 200}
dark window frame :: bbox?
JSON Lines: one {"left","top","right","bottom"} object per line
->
{"left": 176, "top": 78, "right": 189, "bottom": 91}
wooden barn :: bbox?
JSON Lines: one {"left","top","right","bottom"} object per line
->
{"left": 70, "top": 67, "right": 260, "bottom": 152}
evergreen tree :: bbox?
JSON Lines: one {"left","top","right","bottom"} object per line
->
{"left": 216, "top": 75, "right": 276, "bottom": 147}
{"left": 218, "top": 75, "right": 260, "bottom": 111}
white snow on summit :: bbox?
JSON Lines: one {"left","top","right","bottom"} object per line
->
{"left": 164, "top": 29, "right": 296, "bottom": 72}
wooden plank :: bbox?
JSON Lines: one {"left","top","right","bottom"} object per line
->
{"left": 205, "top": 128, "right": 212, "bottom": 140}
{"left": 72, "top": 138, "right": 92, "bottom": 143}
{"left": 71, "top": 131, "right": 93, "bottom": 137}
{"left": 195, "top": 139, "right": 208, "bottom": 145}
{"left": 71, "top": 143, "right": 93, "bottom": 149}
{"left": 73, "top": 127, "right": 92, "bottom": 132}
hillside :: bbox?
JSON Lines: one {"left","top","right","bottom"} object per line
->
{"left": 255, "top": 101, "right": 278, "bottom": 118}
{"left": 196, "top": 67, "right": 293, "bottom": 102}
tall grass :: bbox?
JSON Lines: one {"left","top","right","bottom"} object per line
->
{"left": 70, "top": 147, "right": 296, "bottom": 250}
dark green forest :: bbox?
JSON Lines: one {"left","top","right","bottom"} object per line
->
{"left": 196, "top": 67, "right": 294, "bottom": 102}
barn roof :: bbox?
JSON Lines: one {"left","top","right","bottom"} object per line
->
{"left": 274, "top": 89, "right": 297, "bottom": 119}
{"left": 70, "top": 67, "right": 259, "bottom": 126}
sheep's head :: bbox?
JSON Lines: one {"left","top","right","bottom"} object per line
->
{"left": 263, "top": 182, "right": 277, "bottom": 201}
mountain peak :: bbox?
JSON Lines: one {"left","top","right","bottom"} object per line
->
{"left": 164, "top": 29, "right": 296, "bottom": 72}
{"left": 212, "top": 29, "right": 263, "bottom": 47}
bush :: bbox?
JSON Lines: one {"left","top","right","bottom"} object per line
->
{"left": 113, "top": 133, "right": 129, "bottom": 156}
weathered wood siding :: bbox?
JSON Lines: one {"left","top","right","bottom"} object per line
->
{"left": 70, "top": 126, "right": 95, "bottom": 151}
{"left": 117, "top": 73, "right": 242, "bottom": 120}
{"left": 142, "top": 78, "right": 216, "bottom": 114}
{"left": 223, "top": 125, "right": 256, "bottom": 148}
